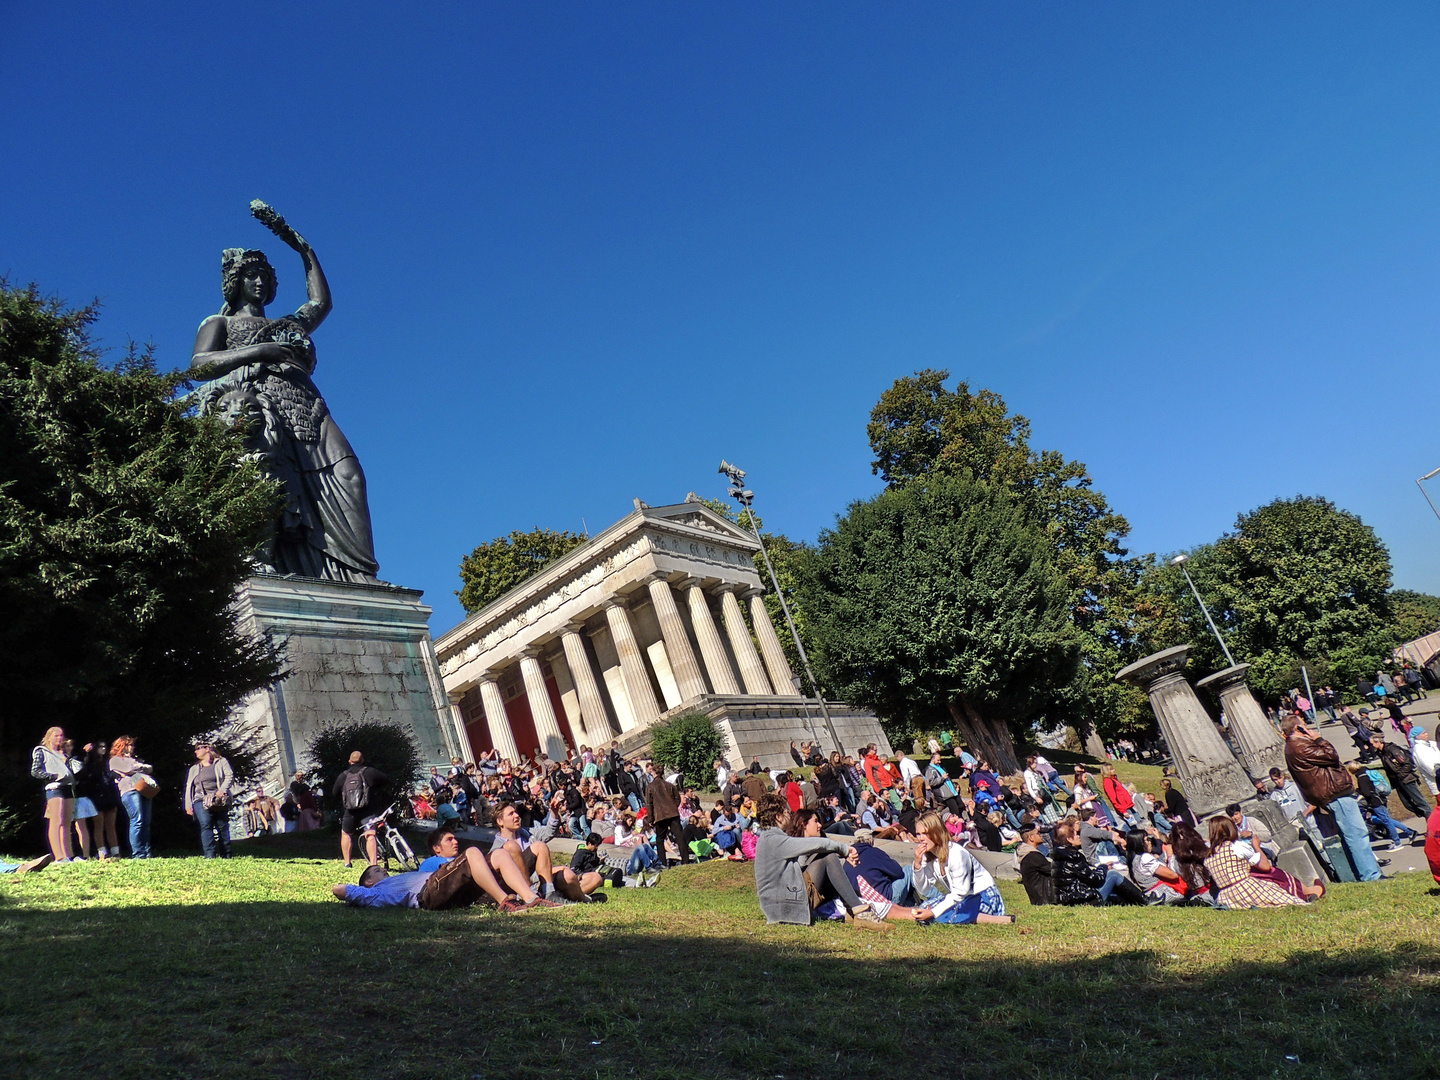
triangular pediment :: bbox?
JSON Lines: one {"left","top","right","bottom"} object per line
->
{"left": 642, "top": 502, "right": 762, "bottom": 547}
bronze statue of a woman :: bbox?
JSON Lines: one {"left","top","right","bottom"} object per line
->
{"left": 191, "top": 202, "right": 380, "bottom": 583}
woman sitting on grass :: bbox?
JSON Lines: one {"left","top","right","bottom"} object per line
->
{"left": 1129, "top": 834, "right": 1188, "bottom": 904}
{"left": 753, "top": 795, "right": 888, "bottom": 928}
{"left": 1167, "top": 822, "right": 1214, "bottom": 904}
{"left": 1203, "top": 816, "right": 1319, "bottom": 907}
{"left": 1051, "top": 819, "right": 1146, "bottom": 906}
{"left": 710, "top": 805, "right": 746, "bottom": 860}
{"left": 910, "top": 812, "right": 1016, "bottom": 924}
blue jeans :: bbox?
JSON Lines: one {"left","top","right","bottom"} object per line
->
{"left": 1370, "top": 804, "right": 1415, "bottom": 843}
{"left": 569, "top": 813, "right": 588, "bottom": 841}
{"left": 192, "top": 800, "right": 231, "bottom": 858}
{"left": 1330, "top": 795, "right": 1382, "bottom": 881}
{"left": 627, "top": 793, "right": 642, "bottom": 812}
{"left": 890, "top": 865, "right": 915, "bottom": 906}
{"left": 625, "top": 844, "right": 659, "bottom": 874}
{"left": 1097, "top": 869, "right": 1129, "bottom": 903}
{"left": 121, "top": 790, "right": 152, "bottom": 858}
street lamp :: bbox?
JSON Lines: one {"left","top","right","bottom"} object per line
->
{"left": 718, "top": 460, "right": 844, "bottom": 755}
{"left": 1417, "top": 466, "right": 1440, "bottom": 528}
{"left": 1172, "top": 554, "right": 1237, "bottom": 668}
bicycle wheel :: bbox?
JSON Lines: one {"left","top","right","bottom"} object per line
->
{"left": 388, "top": 830, "right": 417, "bottom": 872}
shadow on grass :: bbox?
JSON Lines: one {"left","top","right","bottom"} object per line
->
{"left": 0, "top": 897, "right": 1436, "bottom": 1080}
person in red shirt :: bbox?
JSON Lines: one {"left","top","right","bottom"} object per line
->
{"left": 1101, "top": 764, "right": 1138, "bottom": 829}
{"left": 780, "top": 772, "right": 804, "bottom": 813}
{"left": 1425, "top": 804, "right": 1440, "bottom": 885}
{"left": 863, "top": 746, "right": 894, "bottom": 794}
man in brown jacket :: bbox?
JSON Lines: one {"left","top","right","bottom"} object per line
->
{"left": 742, "top": 767, "right": 773, "bottom": 806}
{"left": 644, "top": 763, "right": 689, "bottom": 865}
{"left": 1282, "top": 715, "right": 1382, "bottom": 881}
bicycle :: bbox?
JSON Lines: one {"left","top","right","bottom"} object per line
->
{"left": 361, "top": 802, "right": 418, "bottom": 872}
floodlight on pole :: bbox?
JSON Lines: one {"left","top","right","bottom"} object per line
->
{"left": 1417, "top": 466, "right": 1440, "bottom": 528}
{"left": 718, "top": 460, "right": 844, "bottom": 755}
{"left": 1172, "top": 554, "right": 1237, "bottom": 668}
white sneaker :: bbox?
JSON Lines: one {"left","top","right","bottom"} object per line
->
{"left": 643, "top": 869, "right": 661, "bottom": 888}
{"left": 622, "top": 875, "right": 640, "bottom": 888}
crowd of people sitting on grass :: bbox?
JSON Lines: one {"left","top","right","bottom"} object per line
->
{"left": 332, "top": 710, "right": 1439, "bottom": 920}
{"left": 24, "top": 707, "right": 1437, "bottom": 922}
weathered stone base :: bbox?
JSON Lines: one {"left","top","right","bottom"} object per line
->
{"left": 611, "top": 694, "right": 892, "bottom": 770}
{"left": 230, "top": 575, "right": 463, "bottom": 793}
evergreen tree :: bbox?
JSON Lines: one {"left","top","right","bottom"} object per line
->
{"left": 0, "top": 283, "right": 284, "bottom": 839}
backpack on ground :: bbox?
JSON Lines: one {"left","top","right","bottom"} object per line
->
{"left": 341, "top": 769, "right": 369, "bottom": 811}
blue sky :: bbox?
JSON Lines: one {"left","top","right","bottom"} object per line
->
{"left": 5, "top": 5, "right": 1440, "bottom": 631}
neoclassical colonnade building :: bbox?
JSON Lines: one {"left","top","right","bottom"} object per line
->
{"left": 434, "top": 497, "right": 891, "bottom": 770}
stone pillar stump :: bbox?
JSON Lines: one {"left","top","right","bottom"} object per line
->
{"left": 1115, "top": 645, "right": 1256, "bottom": 818}
{"left": 1195, "top": 663, "right": 1285, "bottom": 780}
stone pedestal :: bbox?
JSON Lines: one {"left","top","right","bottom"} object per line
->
{"left": 1195, "top": 663, "right": 1285, "bottom": 779}
{"left": 1115, "top": 645, "right": 1256, "bottom": 818}
{"left": 230, "top": 575, "right": 462, "bottom": 793}
{"left": 1117, "top": 645, "right": 1318, "bottom": 877}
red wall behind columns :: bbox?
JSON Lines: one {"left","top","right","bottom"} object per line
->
{"left": 503, "top": 693, "right": 542, "bottom": 762}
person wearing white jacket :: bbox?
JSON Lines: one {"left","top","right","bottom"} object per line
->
{"left": 910, "top": 812, "right": 1015, "bottom": 925}
{"left": 1411, "top": 731, "right": 1440, "bottom": 796}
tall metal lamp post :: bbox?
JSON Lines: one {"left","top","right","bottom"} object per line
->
{"left": 1172, "top": 554, "right": 1237, "bottom": 668}
{"left": 718, "top": 460, "right": 844, "bottom": 755}
{"left": 1417, "top": 466, "right": 1440, "bottom": 527}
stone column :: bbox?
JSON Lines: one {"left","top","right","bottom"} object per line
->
{"left": 1115, "top": 645, "right": 1255, "bottom": 818}
{"left": 477, "top": 676, "right": 520, "bottom": 763}
{"left": 681, "top": 578, "right": 740, "bottom": 695}
{"left": 718, "top": 585, "right": 773, "bottom": 696}
{"left": 446, "top": 690, "right": 472, "bottom": 761}
{"left": 603, "top": 599, "right": 662, "bottom": 728}
{"left": 520, "top": 648, "right": 567, "bottom": 761}
{"left": 647, "top": 576, "right": 708, "bottom": 701}
{"left": 749, "top": 591, "right": 801, "bottom": 698}
{"left": 1196, "top": 664, "right": 1285, "bottom": 779}
{"left": 561, "top": 622, "right": 615, "bottom": 748}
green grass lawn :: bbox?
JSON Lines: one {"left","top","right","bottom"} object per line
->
{"left": 2, "top": 834, "right": 1437, "bottom": 1080}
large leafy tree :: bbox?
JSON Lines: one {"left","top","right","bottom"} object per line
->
{"left": 799, "top": 472, "right": 1081, "bottom": 773}
{"left": 0, "top": 284, "right": 284, "bottom": 839}
{"left": 868, "top": 369, "right": 1152, "bottom": 741}
{"left": 457, "top": 527, "right": 588, "bottom": 614}
{"left": 1142, "top": 496, "right": 1397, "bottom": 702}
{"left": 1390, "top": 589, "right": 1440, "bottom": 645}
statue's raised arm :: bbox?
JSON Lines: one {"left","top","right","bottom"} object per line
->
{"left": 250, "top": 201, "right": 331, "bottom": 331}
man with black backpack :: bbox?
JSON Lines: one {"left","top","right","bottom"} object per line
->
{"left": 332, "top": 751, "right": 388, "bottom": 867}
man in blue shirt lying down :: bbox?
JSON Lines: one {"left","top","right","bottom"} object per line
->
{"left": 332, "top": 842, "right": 561, "bottom": 912}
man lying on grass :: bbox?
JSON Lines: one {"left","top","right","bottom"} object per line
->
{"left": 331, "top": 836, "right": 561, "bottom": 912}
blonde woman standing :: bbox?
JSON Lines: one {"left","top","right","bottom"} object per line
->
{"left": 30, "top": 726, "right": 77, "bottom": 862}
